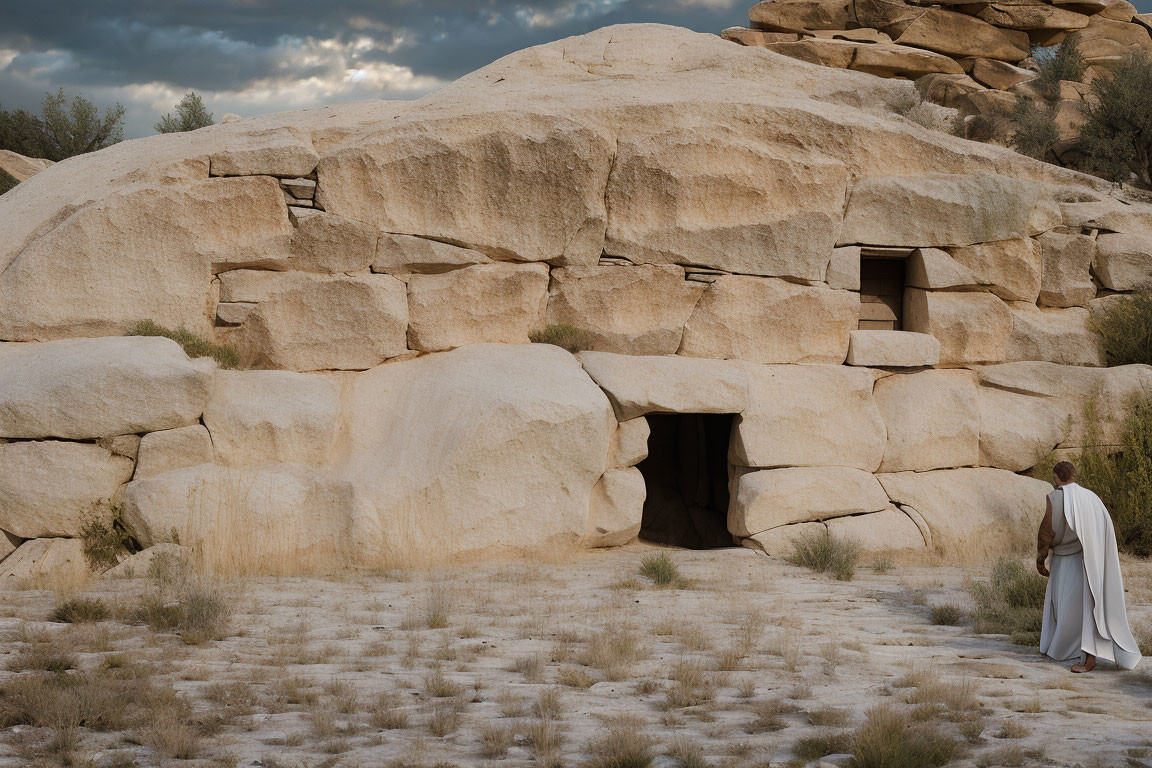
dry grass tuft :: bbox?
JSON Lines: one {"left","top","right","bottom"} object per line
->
{"left": 930, "top": 603, "right": 964, "bottom": 626}
{"left": 786, "top": 528, "right": 860, "bottom": 581}
{"left": 50, "top": 596, "right": 111, "bottom": 624}
{"left": 557, "top": 665, "right": 595, "bottom": 688}
{"left": 424, "top": 666, "right": 464, "bottom": 698}
{"left": 584, "top": 716, "right": 655, "bottom": 768}
{"left": 369, "top": 692, "right": 410, "bottom": 729}
{"left": 666, "top": 734, "right": 708, "bottom": 768}
{"left": 639, "top": 552, "right": 686, "bottom": 588}
{"left": 534, "top": 686, "right": 564, "bottom": 720}
{"left": 133, "top": 552, "right": 231, "bottom": 644}
{"left": 745, "top": 699, "right": 799, "bottom": 733}
{"left": 580, "top": 626, "right": 648, "bottom": 681}
{"left": 511, "top": 652, "right": 545, "bottom": 682}
{"left": 422, "top": 584, "right": 452, "bottom": 629}
{"left": 852, "top": 703, "right": 964, "bottom": 768}
{"left": 524, "top": 716, "right": 565, "bottom": 762}
{"left": 968, "top": 558, "right": 1045, "bottom": 646}
{"left": 479, "top": 722, "right": 514, "bottom": 758}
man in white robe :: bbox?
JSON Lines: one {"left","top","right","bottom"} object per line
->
{"left": 1037, "top": 461, "right": 1142, "bottom": 672}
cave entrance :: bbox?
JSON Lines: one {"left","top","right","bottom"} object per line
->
{"left": 636, "top": 413, "right": 736, "bottom": 549}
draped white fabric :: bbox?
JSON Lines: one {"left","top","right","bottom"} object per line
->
{"left": 1046, "top": 483, "right": 1143, "bottom": 670}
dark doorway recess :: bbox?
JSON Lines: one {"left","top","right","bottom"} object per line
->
{"left": 859, "top": 256, "right": 906, "bottom": 330}
{"left": 637, "top": 413, "right": 736, "bottom": 549}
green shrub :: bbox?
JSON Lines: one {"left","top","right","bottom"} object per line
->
{"left": 930, "top": 604, "right": 964, "bottom": 626}
{"left": 850, "top": 703, "right": 964, "bottom": 768}
{"left": 786, "top": 528, "right": 860, "bottom": 581}
{"left": 1090, "top": 291, "right": 1152, "bottom": 367}
{"left": 529, "top": 324, "right": 594, "bottom": 353}
{"left": 51, "top": 597, "right": 110, "bottom": 624}
{"left": 638, "top": 552, "right": 682, "bottom": 587}
{"left": 1079, "top": 52, "right": 1152, "bottom": 188}
{"left": 129, "top": 320, "right": 239, "bottom": 368}
{"left": 1009, "top": 99, "right": 1060, "bottom": 162}
{"left": 1034, "top": 35, "right": 1086, "bottom": 93}
{"left": 968, "top": 558, "right": 1046, "bottom": 645}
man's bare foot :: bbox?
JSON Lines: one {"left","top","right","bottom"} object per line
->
{"left": 1071, "top": 660, "right": 1096, "bottom": 673}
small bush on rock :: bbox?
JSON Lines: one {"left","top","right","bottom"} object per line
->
{"left": 1009, "top": 99, "right": 1060, "bottom": 162}
{"left": 968, "top": 558, "right": 1045, "bottom": 645}
{"left": 930, "top": 604, "right": 964, "bottom": 626}
{"left": 1034, "top": 35, "right": 1086, "bottom": 93}
{"left": 130, "top": 320, "right": 239, "bottom": 368}
{"left": 1079, "top": 52, "right": 1152, "bottom": 189}
{"left": 787, "top": 528, "right": 860, "bottom": 581}
{"left": 851, "top": 703, "right": 964, "bottom": 768}
{"left": 51, "top": 597, "right": 111, "bottom": 624}
{"left": 80, "top": 503, "right": 135, "bottom": 571}
{"left": 529, "top": 324, "right": 594, "bottom": 353}
{"left": 1090, "top": 291, "right": 1152, "bottom": 367}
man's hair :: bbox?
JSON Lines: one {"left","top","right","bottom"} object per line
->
{"left": 1053, "top": 461, "right": 1076, "bottom": 482}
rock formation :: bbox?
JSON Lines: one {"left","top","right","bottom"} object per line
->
{"left": 0, "top": 23, "right": 1150, "bottom": 581}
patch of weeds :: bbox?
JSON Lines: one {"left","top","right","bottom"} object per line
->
{"left": 579, "top": 626, "right": 648, "bottom": 681}
{"left": 525, "top": 717, "right": 565, "bottom": 762}
{"left": 423, "top": 667, "right": 463, "bottom": 698}
{"left": 534, "top": 686, "right": 564, "bottom": 720}
{"left": 133, "top": 552, "right": 231, "bottom": 644}
{"left": 369, "top": 692, "right": 409, "bottom": 729}
{"left": 422, "top": 584, "right": 452, "bottom": 629}
{"left": 852, "top": 703, "right": 964, "bottom": 768}
{"left": 666, "top": 734, "right": 708, "bottom": 768}
{"left": 794, "top": 729, "right": 853, "bottom": 762}
{"left": 480, "top": 723, "right": 514, "bottom": 758}
{"left": 130, "top": 319, "right": 240, "bottom": 368}
{"left": 930, "top": 604, "right": 964, "bottom": 626}
{"left": 427, "top": 696, "right": 465, "bottom": 737}
{"left": 872, "top": 554, "right": 894, "bottom": 574}
{"left": 786, "top": 528, "right": 860, "bottom": 581}
{"left": 511, "top": 653, "right": 545, "bottom": 682}
{"left": 557, "top": 665, "right": 595, "bottom": 688}
{"left": 529, "top": 324, "right": 595, "bottom": 353}
{"left": 51, "top": 596, "right": 111, "bottom": 624}
{"left": 584, "top": 716, "right": 654, "bottom": 768}
{"left": 639, "top": 552, "right": 686, "bottom": 587}
{"left": 968, "top": 558, "right": 1045, "bottom": 646}
{"left": 745, "top": 699, "right": 799, "bottom": 733}
{"left": 809, "top": 707, "right": 851, "bottom": 727}
{"left": 80, "top": 504, "right": 135, "bottom": 571}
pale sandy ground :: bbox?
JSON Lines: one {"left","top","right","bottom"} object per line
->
{"left": 0, "top": 545, "right": 1149, "bottom": 768}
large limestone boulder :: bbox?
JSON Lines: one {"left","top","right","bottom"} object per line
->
{"left": 608, "top": 418, "right": 651, "bottom": 468}
{"left": 333, "top": 344, "right": 615, "bottom": 562}
{"left": 227, "top": 272, "right": 408, "bottom": 371}
{"left": 846, "top": 330, "right": 940, "bottom": 367}
{"left": 839, "top": 173, "right": 1059, "bottom": 248}
{"left": 584, "top": 468, "right": 646, "bottom": 548}
{"left": 904, "top": 289, "right": 1012, "bottom": 365}
{"left": 905, "top": 248, "right": 980, "bottom": 291}
{"left": 744, "top": 520, "right": 826, "bottom": 557}
{"left": 1006, "top": 303, "right": 1104, "bottom": 367}
{"left": 877, "top": 468, "right": 1052, "bottom": 555}
{"left": 1088, "top": 201, "right": 1152, "bottom": 239}
{"left": 874, "top": 369, "right": 980, "bottom": 472}
{"left": 1093, "top": 233, "right": 1152, "bottom": 292}
{"left": 545, "top": 266, "right": 703, "bottom": 355}
{"left": 976, "top": 361, "right": 1152, "bottom": 448}
{"left": 754, "top": 38, "right": 966, "bottom": 79}
{"left": 825, "top": 507, "right": 926, "bottom": 551}
{"left": 0, "top": 177, "right": 291, "bottom": 340}
{"left": 894, "top": 9, "right": 1031, "bottom": 61}
{"left": 316, "top": 112, "right": 614, "bottom": 266}
{"left": 0, "top": 538, "right": 88, "bottom": 589}
{"left": 732, "top": 364, "right": 886, "bottom": 471}
{"left": 748, "top": 0, "right": 855, "bottom": 32}
{"left": 135, "top": 425, "right": 214, "bottom": 479}
{"left": 969, "top": 58, "right": 1038, "bottom": 90}
{"left": 285, "top": 210, "right": 378, "bottom": 273}
{"left": 0, "top": 336, "right": 214, "bottom": 439}
{"left": 0, "top": 150, "right": 53, "bottom": 183}
{"left": 209, "top": 125, "right": 319, "bottom": 177}
{"left": 945, "top": 238, "right": 1042, "bottom": 303}
{"left": 576, "top": 352, "right": 748, "bottom": 421}
{"left": 977, "top": 3, "right": 1092, "bottom": 31}
{"left": 603, "top": 124, "right": 847, "bottom": 281}
{"left": 977, "top": 386, "right": 1067, "bottom": 471}
{"left": 679, "top": 277, "right": 857, "bottom": 365}
{"left": 729, "top": 466, "right": 890, "bottom": 536}
{"left": 121, "top": 463, "right": 356, "bottom": 567}
{"left": 1036, "top": 230, "right": 1096, "bottom": 308}
{"left": 202, "top": 370, "right": 341, "bottom": 467}
{"left": 408, "top": 263, "right": 548, "bottom": 352}
{"left": 0, "top": 441, "right": 133, "bottom": 538}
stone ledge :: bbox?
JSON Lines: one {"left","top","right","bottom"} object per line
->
{"left": 846, "top": 330, "right": 941, "bottom": 367}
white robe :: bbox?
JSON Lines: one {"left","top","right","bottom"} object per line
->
{"left": 1040, "top": 483, "right": 1142, "bottom": 669}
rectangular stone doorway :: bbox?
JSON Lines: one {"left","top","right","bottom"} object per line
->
{"left": 636, "top": 413, "right": 737, "bottom": 549}
{"left": 860, "top": 255, "right": 906, "bottom": 330}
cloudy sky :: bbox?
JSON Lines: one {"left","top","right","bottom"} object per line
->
{"left": 2, "top": 0, "right": 1149, "bottom": 138}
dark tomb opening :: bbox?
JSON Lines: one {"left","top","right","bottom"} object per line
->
{"left": 636, "top": 413, "right": 736, "bottom": 549}
{"left": 859, "top": 256, "right": 906, "bottom": 330}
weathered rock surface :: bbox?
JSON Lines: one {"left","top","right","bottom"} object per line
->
{"left": 846, "top": 330, "right": 940, "bottom": 367}
{"left": 103, "top": 543, "right": 189, "bottom": 579}
{"left": 0, "top": 150, "right": 53, "bottom": 183}
{"left": 546, "top": 266, "right": 703, "bottom": 355}
{"left": 877, "top": 468, "right": 1052, "bottom": 555}
{"left": 748, "top": 0, "right": 854, "bottom": 32}
{"left": 976, "top": 361, "right": 1152, "bottom": 448}
{"left": 977, "top": 386, "right": 1066, "bottom": 471}
{"left": 209, "top": 125, "right": 319, "bottom": 177}
{"left": 839, "top": 173, "right": 1059, "bottom": 248}
{"left": 1036, "top": 230, "right": 1096, "bottom": 308}
{"left": 875, "top": 369, "right": 980, "bottom": 472}
{"left": 825, "top": 506, "right": 926, "bottom": 551}
{"left": 945, "top": 238, "right": 1042, "bottom": 303}
{"left": 372, "top": 235, "right": 491, "bottom": 274}
{"left": 1094, "top": 233, "right": 1152, "bottom": 292}
{"left": 202, "top": 370, "right": 340, "bottom": 467}
{"left": 732, "top": 364, "right": 886, "bottom": 471}
{"left": 904, "top": 289, "right": 1012, "bottom": 365}
{"left": 905, "top": 247, "right": 980, "bottom": 290}
{"left": 1006, "top": 303, "right": 1104, "bottom": 367}
{"left": 577, "top": 352, "right": 748, "bottom": 421}
{"left": 0, "top": 441, "right": 133, "bottom": 538}
{"left": 826, "top": 246, "right": 861, "bottom": 290}
{"left": 0, "top": 337, "right": 214, "bottom": 439}
{"left": 894, "top": 8, "right": 1030, "bottom": 61}
{"left": 969, "top": 59, "right": 1036, "bottom": 90}
{"left": 608, "top": 418, "right": 651, "bottom": 468}
{"left": 334, "top": 344, "right": 615, "bottom": 561}
{"left": 0, "top": 538, "right": 88, "bottom": 588}
{"left": 408, "top": 263, "right": 549, "bottom": 352}
{"left": 679, "top": 277, "right": 857, "bottom": 364}
{"left": 135, "top": 425, "right": 214, "bottom": 479}
{"left": 584, "top": 468, "right": 646, "bottom": 547}
{"left": 744, "top": 521, "right": 826, "bottom": 557}
{"left": 122, "top": 463, "right": 356, "bottom": 565}
{"left": 286, "top": 210, "right": 378, "bottom": 273}
{"left": 729, "top": 466, "right": 890, "bottom": 536}
{"left": 230, "top": 272, "right": 408, "bottom": 370}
